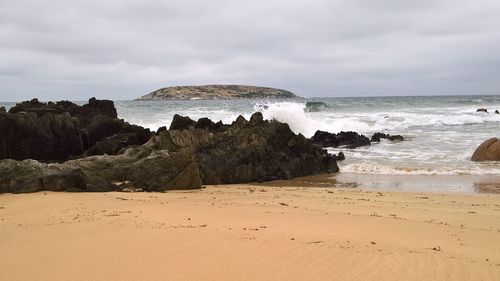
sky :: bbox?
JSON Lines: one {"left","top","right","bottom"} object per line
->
{"left": 1, "top": 0, "right": 500, "bottom": 101}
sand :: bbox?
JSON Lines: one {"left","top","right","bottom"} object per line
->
{"left": 1, "top": 184, "right": 500, "bottom": 281}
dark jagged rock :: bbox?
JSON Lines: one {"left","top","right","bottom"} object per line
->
{"left": 336, "top": 152, "right": 345, "bottom": 161}
{"left": 0, "top": 111, "right": 83, "bottom": 162}
{"left": 83, "top": 123, "right": 152, "bottom": 157}
{"left": 311, "top": 130, "right": 370, "bottom": 149}
{"left": 1, "top": 98, "right": 152, "bottom": 162}
{"left": 0, "top": 113, "right": 338, "bottom": 193}
{"left": 156, "top": 126, "right": 167, "bottom": 133}
{"left": 198, "top": 116, "right": 337, "bottom": 184}
{"left": 195, "top": 117, "right": 225, "bottom": 131}
{"left": 9, "top": 97, "right": 117, "bottom": 119}
{"left": 371, "top": 132, "right": 404, "bottom": 142}
{"left": 169, "top": 114, "right": 227, "bottom": 132}
{"left": 495, "top": 110, "right": 499, "bottom": 114}
{"left": 169, "top": 114, "right": 196, "bottom": 130}
{"left": 477, "top": 108, "right": 488, "bottom": 113}
{"left": 389, "top": 135, "right": 404, "bottom": 141}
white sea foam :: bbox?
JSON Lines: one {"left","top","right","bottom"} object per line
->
{"left": 254, "top": 101, "right": 383, "bottom": 137}
{"left": 340, "top": 162, "right": 500, "bottom": 176}
{"left": 252, "top": 101, "right": 500, "bottom": 138}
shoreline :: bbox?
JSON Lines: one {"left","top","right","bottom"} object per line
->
{"left": 1, "top": 184, "right": 500, "bottom": 281}
{"left": 259, "top": 173, "right": 500, "bottom": 194}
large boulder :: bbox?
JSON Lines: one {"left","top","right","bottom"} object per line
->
{"left": 311, "top": 130, "right": 371, "bottom": 149}
{"left": 0, "top": 112, "right": 338, "bottom": 193}
{"left": 471, "top": 138, "right": 500, "bottom": 161}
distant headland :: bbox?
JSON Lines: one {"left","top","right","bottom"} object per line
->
{"left": 135, "top": 85, "right": 299, "bottom": 100}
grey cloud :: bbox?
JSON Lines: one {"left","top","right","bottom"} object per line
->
{"left": 0, "top": 0, "right": 499, "bottom": 101}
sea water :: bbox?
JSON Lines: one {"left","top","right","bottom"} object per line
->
{"left": 2, "top": 95, "right": 500, "bottom": 190}
{"left": 111, "top": 95, "right": 500, "bottom": 177}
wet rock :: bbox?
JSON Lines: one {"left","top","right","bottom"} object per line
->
{"left": 1, "top": 98, "right": 152, "bottom": 161}
{"left": 9, "top": 97, "right": 117, "bottom": 119}
{"left": 371, "top": 132, "right": 404, "bottom": 142}
{"left": 336, "top": 151, "right": 345, "bottom": 161}
{"left": 0, "top": 111, "right": 83, "bottom": 161}
{"left": 249, "top": 112, "right": 264, "bottom": 124}
{"left": 389, "top": 135, "right": 404, "bottom": 141}
{"left": 477, "top": 108, "right": 488, "bottom": 113}
{"left": 169, "top": 114, "right": 196, "bottom": 130}
{"left": 156, "top": 126, "right": 167, "bottom": 133}
{"left": 305, "top": 101, "right": 329, "bottom": 112}
{"left": 311, "top": 130, "right": 370, "bottom": 149}
{"left": 471, "top": 138, "right": 500, "bottom": 161}
{"left": 495, "top": 110, "right": 499, "bottom": 114}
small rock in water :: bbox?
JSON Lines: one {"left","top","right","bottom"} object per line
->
{"left": 371, "top": 132, "right": 404, "bottom": 142}
{"left": 477, "top": 108, "right": 488, "bottom": 113}
{"left": 311, "top": 130, "right": 370, "bottom": 149}
{"left": 337, "top": 152, "right": 345, "bottom": 161}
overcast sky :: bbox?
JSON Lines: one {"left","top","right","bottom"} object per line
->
{"left": 1, "top": 0, "right": 500, "bottom": 101}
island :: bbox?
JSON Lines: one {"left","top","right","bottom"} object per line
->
{"left": 135, "top": 84, "right": 299, "bottom": 100}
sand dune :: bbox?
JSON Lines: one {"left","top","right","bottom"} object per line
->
{"left": 1, "top": 185, "right": 500, "bottom": 280}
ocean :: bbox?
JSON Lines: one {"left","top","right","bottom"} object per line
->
{"left": 3, "top": 95, "right": 500, "bottom": 192}
{"left": 111, "top": 95, "right": 500, "bottom": 176}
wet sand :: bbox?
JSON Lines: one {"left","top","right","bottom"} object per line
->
{"left": 1, "top": 183, "right": 500, "bottom": 281}
{"left": 263, "top": 173, "right": 500, "bottom": 193}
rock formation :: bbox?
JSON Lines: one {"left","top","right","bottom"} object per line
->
{"left": 0, "top": 112, "right": 338, "bottom": 193}
{"left": 0, "top": 98, "right": 152, "bottom": 162}
{"left": 136, "top": 85, "right": 298, "bottom": 100}
{"left": 311, "top": 130, "right": 371, "bottom": 149}
{"left": 371, "top": 132, "right": 404, "bottom": 142}
{"left": 471, "top": 138, "right": 500, "bottom": 161}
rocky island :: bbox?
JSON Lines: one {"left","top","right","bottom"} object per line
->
{"left": 136, "top": 85, "right": 298, "bottom": 100}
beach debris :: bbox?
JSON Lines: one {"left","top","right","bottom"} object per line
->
{"left": 307, "top": 241, "right": 324, "bottom": 244}
{"left": 431, "top": 246, "right": 441, "bottom": 252}
{"left": 279, "top": 202, "right": 289, "bottom": 206}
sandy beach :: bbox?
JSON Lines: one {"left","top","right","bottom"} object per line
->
{"left": 1, "top": 182, "right": 500, "bottom": 281}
